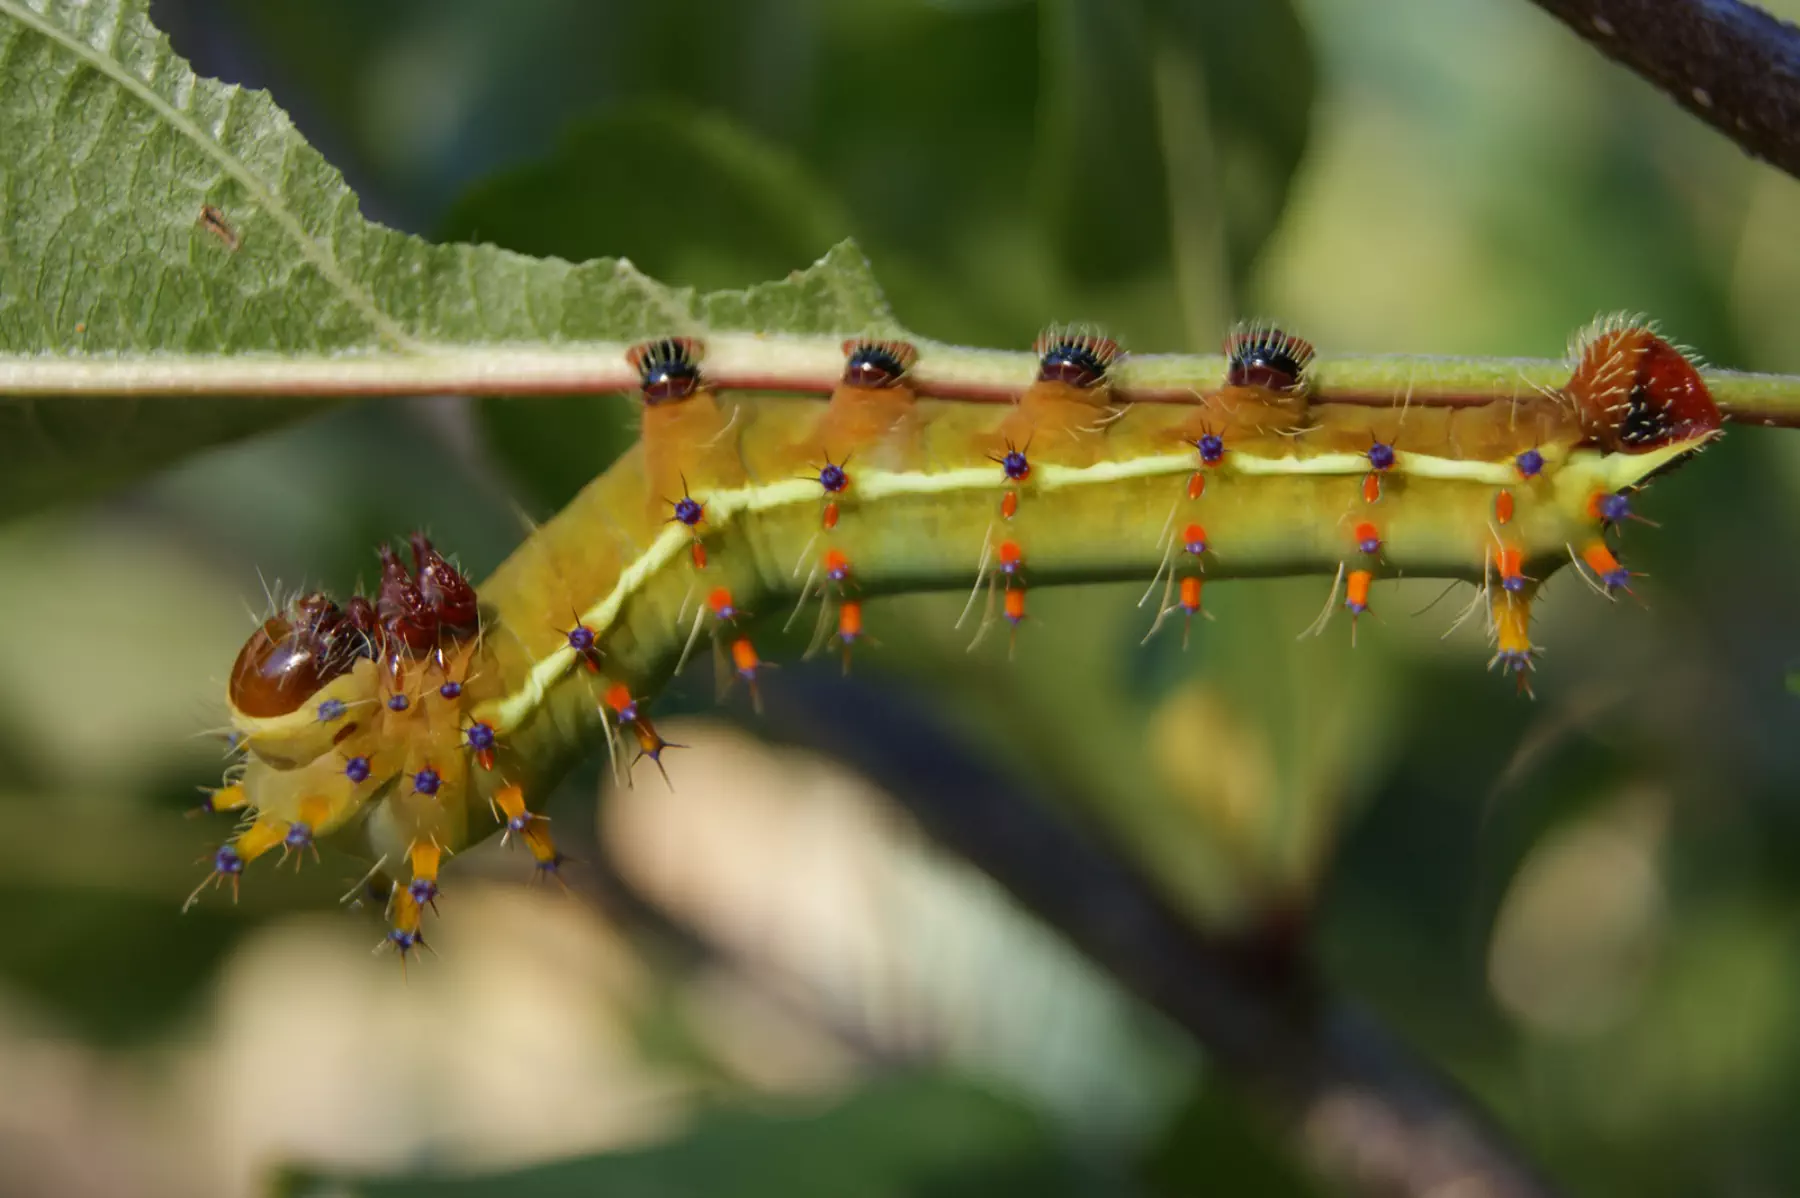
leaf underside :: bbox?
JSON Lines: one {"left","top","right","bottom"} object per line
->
{"left": 0, "top": 0, "right": 896, "bottom": 513}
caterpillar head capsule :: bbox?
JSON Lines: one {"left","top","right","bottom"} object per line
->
{"left": 209, "top": 532, "right": 512, "bottom": 957}
{"left": 228, "top": 593, "right": 373, "bottom": 719}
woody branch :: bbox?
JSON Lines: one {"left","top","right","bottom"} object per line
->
{"left": 1527, "top": 0, "right": 1800, "bottom": 178}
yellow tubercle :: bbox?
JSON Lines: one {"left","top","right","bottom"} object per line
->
{"left": 232, "top": 816, "right": 289, "bottom": 865}
{"left": 1489, "top": 581, "right": 1540, "bottom": 693}
{"left": 409, "top": 840, "right": 443, "bottom": 884}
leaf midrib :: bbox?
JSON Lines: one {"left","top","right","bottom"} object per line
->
{"left": 0, "top": 0, "right": 421, "bottom": 352}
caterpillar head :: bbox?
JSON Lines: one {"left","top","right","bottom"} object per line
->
{"left": 205, "top": 535, "right": 517, "bottom": 956}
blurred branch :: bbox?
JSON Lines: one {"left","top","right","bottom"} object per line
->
{"left": 754, "top": 673, "right": 1563, "bottom": 1198}
{"left": 1527, "top": 0, "right": 1800, "bottom": 177}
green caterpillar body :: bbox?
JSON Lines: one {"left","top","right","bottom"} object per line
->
{"left": 203, "top": 320, "right": 1719, "bottom": 953}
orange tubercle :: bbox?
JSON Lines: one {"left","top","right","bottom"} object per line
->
{"left": 206, "top": 784, "right": 249, "bottom": 814}
{"left": 691, "top": 541, "right": 708, "bottom": 570}
{"left": 1362, "top": 473, "right": 1382, "bottom": 504}
{"left": 1187, "top": 472, "right": 1205, "bottom": 501}
{"left": 1582, "top": 542, "right": 1619, "bottom": 574}
{"left": 390, "top": 890, "right": 423, "bottom": 935}
{"left": 822, "top": 500, "right": 839, "bottom": 530}
{"left": 494, "top": 782, "right": 528, "bottom": 823}
{"left": 520, "top": 820, "right": 561, "bottom": 867}
{"left": 1345, "top": 569, "right": 1373, "bottom": 613}
{"left": 1494, "top": 544, "right": 1523, "bottom": 582}
{"left": 838, "top": 599, "right": 864, "bottom": 639}
{"left": 410, "top": 840, "right": 442, "bottom": 883}
{"left": 730, "top": 636, "right": 760, "bottom": 677}
{"left": 234, "top": 818, "right": 288, "bottom": 865}
{"left": 605, "top": 682, "right": 635, "bottom": 713}
{"left": 708, "top": 587, "right": 737, "bottom": 619}
{"left": 1495, "top": 489, "right": 1515, "bottom": 525}
{"left": 1581, "top": 540, "right": 1633, "bottom": 592}
{"left": 1003, "top": 586, "right": 1027, "bottom": 625}
{"left": 1001, "top": 490, "right": 1019, "bottom": 520}
{"left": 1179, "top": 575, "right": 1203, "bottom": 613}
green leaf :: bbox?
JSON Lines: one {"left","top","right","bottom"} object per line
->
{"left": 0, "top": 0, "right": 896, "bottom": 514}
{"left": 277, "top": 1074, "right": 1109, "bottom": 1198}
{"left": 443, "top": 103, "right": 862, "bottom": 511}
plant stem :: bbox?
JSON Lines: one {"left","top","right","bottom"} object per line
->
{"left": 4, "top": 340, "right": 1798, "bottom": 426}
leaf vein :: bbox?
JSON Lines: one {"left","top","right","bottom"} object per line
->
{"left": 0, "top": 0, "right": 421, "bottom": 352}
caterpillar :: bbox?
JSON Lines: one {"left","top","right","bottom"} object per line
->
{"left": 193, "top": 314, "right": 1721, "bottom": 955}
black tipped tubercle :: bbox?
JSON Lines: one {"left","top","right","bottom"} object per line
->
{"left": 628, "top": 337, "right": 704, "bottom": 402}
{"left": 1224, "top": 324, "right": 1314, "bottom": 393}
{"left": 1033, "top": 326, "right": 1119, "bottom": 389}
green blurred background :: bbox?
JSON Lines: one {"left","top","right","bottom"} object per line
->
{"left": 5, "top": 0, "right": 1800, "bottom": 1194}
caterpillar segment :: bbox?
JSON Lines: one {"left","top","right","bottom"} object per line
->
{"left": 204, "top": 318, "right": 1721, "bottom": 957}
{"left": 629, "top": 338, "right": 747, "bottom": 529}
{"left": 989, "top": 327, "right": 1121, "bottom": 470}
{"left": 790, "top": 340, "right": 922, "bottom": 471}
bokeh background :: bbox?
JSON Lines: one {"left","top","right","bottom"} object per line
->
{"left": 5, "top": 0, "right": 1800, "bottom": 1194}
